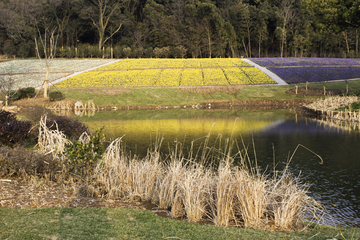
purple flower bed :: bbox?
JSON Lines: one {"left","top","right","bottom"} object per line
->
{"left": 268, "top": 67, "right": 306, "bottom": 84}
{"left": 250, "top": 57, "right": 360, "bottom": 67}
{"left": 269, "top": 66, "right": 360, "bottom": 84}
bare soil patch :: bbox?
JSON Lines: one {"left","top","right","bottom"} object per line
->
{"left": 13, "top": 98, "right": 76, "bottom": 109}
{"left": 178, "top": 86, "right": 241, "bottom": 94}
{"left": 286, "top": 87, "right": 345, "bottom": 97}
{"left": 70, "top": 87, "right": 133, "bottom": 95}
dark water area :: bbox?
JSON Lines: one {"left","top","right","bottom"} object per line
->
{"left": 76, "top": 109, "right": 360, "bottom": 227}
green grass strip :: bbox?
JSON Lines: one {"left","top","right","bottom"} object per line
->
{"left": 0, "top": 208, "right": 359, "bottom": 240}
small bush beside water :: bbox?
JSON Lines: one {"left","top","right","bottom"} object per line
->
{"left": 0, "top": 111, "right": 32, "bottom": 145}
{"left": 46, "top": 116, "right": 89, "bottom": 140}
{"left": 337, "top": 101, "right": 360, "bottom": 111}
{"left": 62, "top": 129, "right": 105, "bottom": 176}
{"left": 49, "top": 91, "right": 65, "bottom": 102}
{"left": 0, "top": 110, "right": 16, "bottom": 124}
{"left": 10, "top": 87, "right": 35, "bottom": 101}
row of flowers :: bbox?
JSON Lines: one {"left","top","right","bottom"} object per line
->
{"left": 95, "top": 58, "right": 252, "bottom": 70}
{"left": 250, "top": 57, "right": 360, "bottom": 67}
{"left": 269, "top": 66, "right": 360, "bottom": 84}
{"left": 53, "top": 67, "right": 276, "bottom": 88}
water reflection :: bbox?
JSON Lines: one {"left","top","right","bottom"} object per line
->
{"left": 75, "top": 109, "right": 360, "bottom": 227}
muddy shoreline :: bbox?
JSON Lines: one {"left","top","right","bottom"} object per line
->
{"left": 95, "top": 99, "right": 313, "bottom": 111}
{"left": 8, "top": 98, "right": 314, "bottom": 113}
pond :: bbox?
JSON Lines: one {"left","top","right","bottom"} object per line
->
{"left": 74, "top": 108, "right": 360, "bottom": 228}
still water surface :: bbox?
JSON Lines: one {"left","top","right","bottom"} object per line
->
{"left": 76, "top": 109, "right": 360, "bottom": 227}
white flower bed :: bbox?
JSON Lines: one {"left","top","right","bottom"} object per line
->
{"left": 0, "top": 59, "right": 115, "bottom": 89}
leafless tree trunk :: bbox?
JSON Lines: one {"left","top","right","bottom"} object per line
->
{"left": 279, "top": 0, "right": 296, "bottom": 58}
{"left": 35, "top": 28, "right": 58, "bottom": 98}
{"left": 203, "top": 19, "right": 212, "bottom": 58}
{"left": 356, "top": 28, "right": 359, "bottom": 58}
{"left": 342, "top": 31, "right": 350, "bottom": 55}
{"left": 50, "top": 0, "right": 73, "bottom": 48}
{"left": 87, "top": 0, "right": 123, "bottom": 50}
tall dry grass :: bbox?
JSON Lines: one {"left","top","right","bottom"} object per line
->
{"left": 37, "top": 118, "right": 324, "bottom": 232}
{"left": 37, "top": 115, "right": 71, "bottom": 159}
{"left": 95, "top": 137, "right": 163, "bottom": 202}
{"left": 92, "top": 134, "right": 324, "bottom": 231}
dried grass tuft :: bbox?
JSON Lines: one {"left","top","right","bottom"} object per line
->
{"left": 91, "top": 134, "right": 324, "bottom": 231}
{"left": 37, "top": 115, "right": 71, "bottom": 159}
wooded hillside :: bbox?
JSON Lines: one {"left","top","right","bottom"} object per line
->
{"left": 0, "top": 0, "right": 359, "bottom": 59}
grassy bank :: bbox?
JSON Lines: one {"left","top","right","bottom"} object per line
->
{"left": 0, "top": 207, "right": 359, "bottom": 240}
{"left": 55, "top": 85, "right": 307, "bottom": 108}
{"left": 53, "top": 80, "right": 360, "bottom": 108}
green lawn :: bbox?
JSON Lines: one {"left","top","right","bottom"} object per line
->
{"left": 0, "top": 207, "right": 358, "bottom": 240}
{"left": 53, "top": 80, "right": 360, "bottom": 108}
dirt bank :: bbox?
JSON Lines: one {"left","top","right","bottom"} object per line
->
{"left": 13, "top": 98, "right": 313, "bottom": 112}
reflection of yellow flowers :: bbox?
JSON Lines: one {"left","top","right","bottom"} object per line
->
{"left": 52, "top": 58, "right": 276, "bottom": 88}
{"left": 85, "top": 118, "right": 275, "bottom": 141}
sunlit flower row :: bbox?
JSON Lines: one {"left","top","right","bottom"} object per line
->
{"left": 53, "top": 67, "right": 276, "bottom": 88}
{"left": 95, "top": 58, "right": 252, "bottom": 70}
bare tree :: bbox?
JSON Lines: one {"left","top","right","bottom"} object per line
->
{"left": 0, "top": 73, "right": 16, "bottom": 106}
{"left": 82, "top": 0, "right": 123, "bottom": 50}
{"left": 278, "top": 0, "right": 297, "bottom": 57}
{"left": 203, "top": 19, "right": 213, "bottom": 58}
{"left": 35, "top": 28, "right": 59, "bottom": 98}
{"left": 49, "top": 0, "right": 73, "bottom": 48}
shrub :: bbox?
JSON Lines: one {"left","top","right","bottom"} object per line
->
{"left": 14, "top": 87, "right": 35, "bottom": 100}
{"left": 49, "top": 91, "right": 65, "bottom": 102}
{"left": 338, "top": 101, "right": 360, "bottom": 111}
{"left": 344, "top": 90, "right": 360, "bottom": 97}
{"left": 46, "top": 116, "right": 89, "bottom": 140}
{"left": 0, "top": 145, "right": 58, "bottom": 178}
{"left": 123, "top": 47, "right": 131, "bottom": 58}
{"left": 0, "top": 110, "right": 16, "bottom": 124}
{"left": 0, "top": 119, "right": 32, "bottom": 145}
{"left": 21, "top": 106, "right": 55, "bottom": 124}
{"left": 61, "top": 128, "right": 105, "bottom": 176}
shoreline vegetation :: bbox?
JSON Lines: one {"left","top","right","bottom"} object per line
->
{"left": 0, "top": 115, "right": 359, "bottom": 239}
{"left": 1, "top": 60, "right": 360, "bottom": 238}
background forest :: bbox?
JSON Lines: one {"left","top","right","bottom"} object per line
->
{"left": 0, "top": 0, "right": 359, "bottom": 59}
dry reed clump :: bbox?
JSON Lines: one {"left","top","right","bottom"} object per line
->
{"left": 37, "top": 115, "right": 72, "bottom": 160}
{"left": 95, "top": 137, "right": 163, "bottom": 202}
{"left": 306, "top": 96, "right": 360, "bottom": 112}
{"left": 92, "top": 135, "right": 324, "bottom": 232}
{"left": 267, "top": 168, "right": 322, "bottom": 231}
{"left": 34, "top": 118, "right": 323, "bottom": 232}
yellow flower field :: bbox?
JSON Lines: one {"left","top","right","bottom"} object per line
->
{"left": 52, "top": 58, "right": 276, "bottom": 88}
{"left": 203, "top": 68, "right": 229, "bottom": 85}
{"left": 180, "top": 69, "right": 203, "bottom": 86}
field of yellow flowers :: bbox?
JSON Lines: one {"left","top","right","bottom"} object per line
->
{"left": 53, "top": 59, "right": 276, "bottom": 88}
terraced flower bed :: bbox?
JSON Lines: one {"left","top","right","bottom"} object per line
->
{"left": 250, "top": 58, "right": 360, "bottom": 67}
{"left": 250, "top": 58, "right": 360, "bottom": 84}
{"left": 95, "top": 58, "right": 252, "bottom": 70}
{"left": 52, "top": 59, "right": 276, "bottom": 88}
{"left": 0, "top": 59, "right": 115, "bottom": 89}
